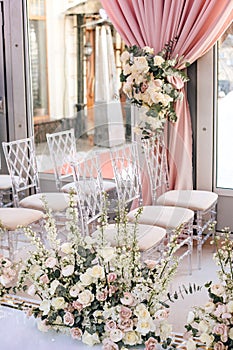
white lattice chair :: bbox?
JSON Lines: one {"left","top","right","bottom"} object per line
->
{"left": 46, "top": 129, "right": 116, "bottom": 195}
{"left": 2, "top": 137, "right": 74, "bottom": 222}
{"left": 110, "top": 142, "right": 194, "bottom": 274}
{"left": 142, "top": 134, "right": 218, "bottom": 269}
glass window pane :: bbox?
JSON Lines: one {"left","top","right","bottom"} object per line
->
{"left": 216, "top": 23, "right": 233, "bottom": 189}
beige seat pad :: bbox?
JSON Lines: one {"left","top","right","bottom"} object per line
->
{"left": 157, "top": 190, "right": 218, "bottom": 211}
{"left": 19, "top": 192, "right": 72, "bottom": 212}
{"left": 0, "top": 208, "right": 44, "bottom": 230}
{"left": 62, "top": 180, "right": 116, "bottom": 194}
{"left": 93, "top": 223, "right": 166, "bottom": 252}
{"left": 0, "top": 175, "right": 19, "bottom": 190}
{"left": 127, "top": 206, "right": 194, "bottom": 230}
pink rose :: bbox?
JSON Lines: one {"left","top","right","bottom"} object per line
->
{"left": 120, "top": 292, "right": 134, "bottom": 306}
{"left": 63, "top": 311, "right": 74, "bottom": 326}
{"left": 102, "top": 338, "right": 119, "bottom": 350}
{"left": 118, "top": 318, "right": 133, "bottom": 332}
{"left": 108, "top": 285, "right": 117, "bottom": 296}
{"left": 70, "top": 327, "right": 82, "bottom": 340}
{"left": 39, "top": 274, "right": 49, "bottom": 284}
{"left": 96, "top": 290, "right": 108, "bottom": 301}
{"left": 145, "top": 337, "right": 159, "bottom": 350}
{"left": 107, "top": 273, "right": 117, "bottom": 283}
{"left": 45, "top": 257, "right": 57, "bottom": 268}
{"left": 214, "top": 341, "right": 228, "bottom": 350}
{"left": 214, "top": 304, "right": 227, "bottom": 318}
{"left": 213, "top": 324, "right": 228, "bottom": 343}
{"left": 166, "top": 75, "right": 184, "bottom": 89}
{"left": 154, "top": 309, "right": 169, "bottom": 320}
{"left": 119, "top": 306, "right": 132, "bottom": 320}
{"left": 105, "top": 320, "right": 117, "bottom": 332}
{"left": 72, "top": 300, "right": 83, "bottom": 311}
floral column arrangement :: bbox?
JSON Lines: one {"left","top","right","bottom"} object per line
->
{"left": 120, "top": 43, "right": 189, "bottom": 139}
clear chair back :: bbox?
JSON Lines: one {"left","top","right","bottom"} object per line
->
{"left": 70, "top": 152, "right": 104, "bottom": 235}
{"left": 142, "top": 133, "right": 169, "bottom": 205}
{"left": 110, "top": 142, "right": 143, "bottom": 209}
{"left": 46, "top": 129, "right": 76, "bottom": 191}
{"left": 2, "top": 136, "right": 40, "bottom": 206}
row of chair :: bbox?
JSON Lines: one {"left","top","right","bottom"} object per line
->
{"left": 0, "top": 129, "right": 218, "bottom": 273}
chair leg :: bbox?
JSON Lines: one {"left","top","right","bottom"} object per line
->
{"left": 196, "top": 211, "right": 203, "bottom": 270}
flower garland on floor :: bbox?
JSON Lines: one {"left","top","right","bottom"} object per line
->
{"left": 185, "top": 227, "right": 233, "bottom": 350}
{"left": 120, "top": 40, "right": 189, "bottom": 139}
{"left": 0, "top": 193, "right": 182, "bottom": 349}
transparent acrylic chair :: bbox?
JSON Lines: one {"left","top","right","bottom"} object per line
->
{"left": 70, "top": 152, "right": 106, "bottom": 236}
{"left": 110, "top": 142, "right": 194, "bottom": 274}
{"left": 143, "top": 133, "right": 218, "bottom": 269}
{"left": 46, "top": 128, "right": 116, "bottom": 195}
{"left": 2, "top": 136, "right": 73, "bottom": 221}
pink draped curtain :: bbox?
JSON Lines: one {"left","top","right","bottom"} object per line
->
{"left": 101, "top": 0, "right": 233, "bottom": 191}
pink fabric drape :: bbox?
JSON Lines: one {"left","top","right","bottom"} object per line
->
{"left": 101, "top": 0, "right": 233, "bottom": 192}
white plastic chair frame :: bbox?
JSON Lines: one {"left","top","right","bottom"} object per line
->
{"left": 143, "top": 133, "right": 218, "bottom": 269}
{"left": 70, "top": 152, "right": 104, "bottom": 236}
{"left": 110, "top": 142, "right": 194, "bottom": 274}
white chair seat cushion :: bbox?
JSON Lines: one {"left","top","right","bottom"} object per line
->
{"left": 0, "top": 175, "right": 19, "bottom": 190}
{"left": 157, "top": 190, "right": 218, "bottom": 211}
{"left": 127, "top": 206, "right": 194, "bottom": 230}
{"left": 62, "top": 180, "right": 116, "bottom": 194}
{"left": 0, "top": 208, "right": 44, "bottom": 231}
{"left": 92, "top": 223, "right": 166, "bottom": 252}
{"left": 19, "top": 193, "right": 72, "bottom": 212}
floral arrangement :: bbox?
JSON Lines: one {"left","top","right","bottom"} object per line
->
{"left": 5, "top": 192, "right": 181, "bottom": 350}
{"left": 185, "top": 227, "right": 233, "bottom": 350}
{"left": 0, "top": 254, "right": 17, "bottom": 297}
{"left": 120, "top": 40, "right": 189, "bottom": 138}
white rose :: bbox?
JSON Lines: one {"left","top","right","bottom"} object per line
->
{"left": 49, "top": 280, "right": 60, "bottom": 295}
{"left": 136, "top": 318, "right": 155, "bottom": 335}
{"left": 123, "top": 330, "right": 140, "bottom": 346}
{"left": 109, "top": 329, "right": 123, "bottom": 342}
{"left": 78, "top": 290, "right": 94, "bottom": 306}
{"left": 143, "top": 46, "right": 154, "bottom": 54}
{"left": 187, "top": 311, "right": 195, "bottom": 324}
{"left": 37, "top": 319, "right": 50, "bottom": 333}
{"left": 229, "top": 327, "right": 233, "bottom": 340}
{"left": 51, "top": 297, "right": 66, "bottom": 310}
{"left": 123, "top": 63, "right": 131, "bottom": 76}
{"left": 227, "top": 300, "right": 233, "bottom": 313}
{"left": 61, "top": 242, "right": 73, "bottom": 254}
{"left": 61, "top": 265, "right": 74, "bottom": 277}
{"left": 134, "top": 304, "right": 150, "bottom": 319}
{"left": 69, "top": 284, "right": 81, "bottom": 298}
{"left": 98, "top": 247, "right": 116, "bottom": 262}
{"left": 121, "top": 51, "right": 130, "bottom": 63}
{"left": 153, "top": 55, "right": 165, "bottom": 66}
{"left": 133, "top": 56, "right": 149, "bottom": 73}
{"left": 80, "top": 272, "right": 93, "bottom": 286}
{"left": 160, "top": 321, "right": 173, "bottom": 340}
{"left": 87, "top": 265, "right": 105, "bottom": 280}
{"left": 186, "top": 338, "right": 196, "bottom": 350}
{"left": 210, "top": 284, "right": 225, "bottom": 297}
{"left": 199, "top": 333, "right": 214, "bottom": 347}
{"left": 27, "top": 284, "right": 36, "bottom": 296}
{"left": 198, "top": 320, "right": 209, "bottom": 333}
{"left": 39, "top": 300, "right": 51, "bottom": 315}
{"left": 82, "top": 331, "right": 100, "bottom": 346}
{"left": 204, "top": 301, "right": 216, "bottom": 313}
{"left": 45, "top": 257, "right": 57, "bottom": 268}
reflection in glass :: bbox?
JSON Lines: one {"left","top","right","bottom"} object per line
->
{"left": 217, "top": 23, "right": 233, "bottom": 189}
